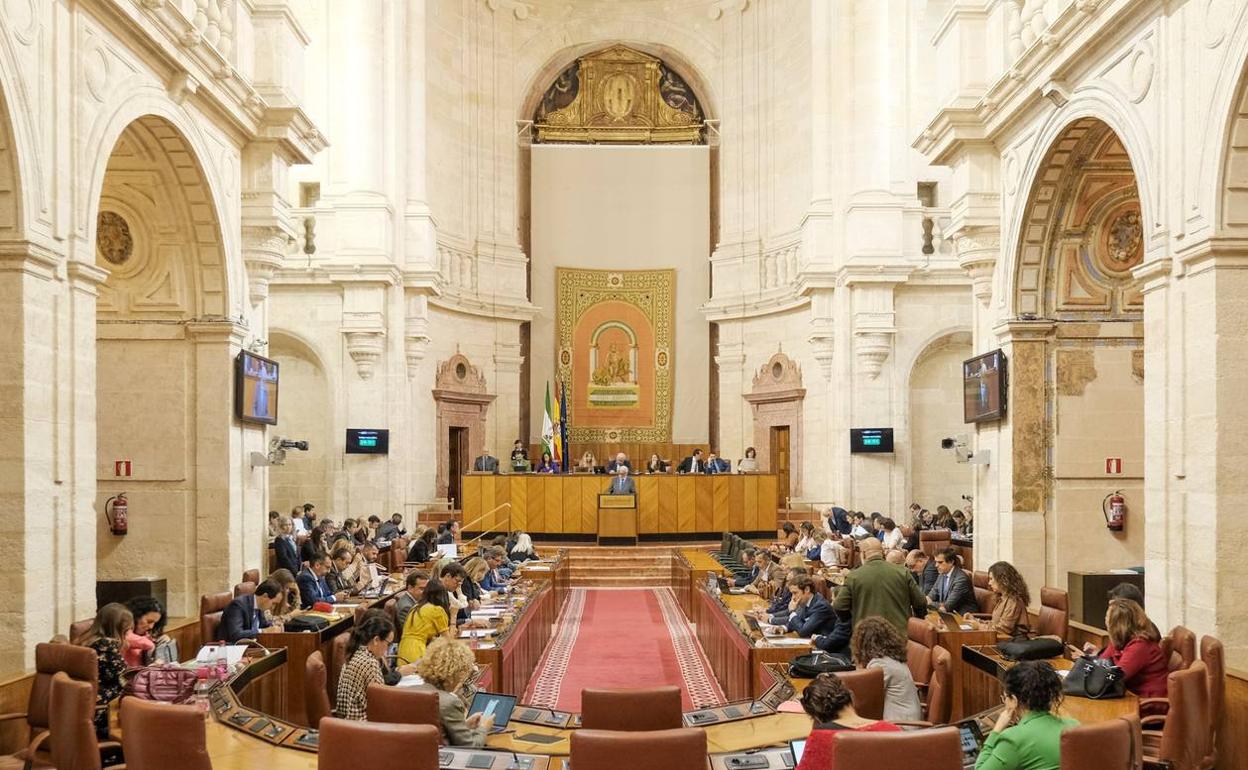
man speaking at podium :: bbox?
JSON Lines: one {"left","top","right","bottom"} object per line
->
{"left": 606, "top": 464, "right": 636, "bottom": 495}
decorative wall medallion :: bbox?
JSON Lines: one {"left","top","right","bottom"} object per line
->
{"left": 1204, "top": 0, "right": 1231, "bottom": 48}
{"left": 1126, "top": 40, "right": 1154, "bottom": 103}
{"left": 83, "top": 38, "right": 110, "bottom": 102}
{"left": 4, "top": 0, "right": 38, "bottom": 45}
{"left": 96, "top": 211, "right": 133, "bottom": 265}
{"left": 1101, "top": 206, "right": 1143, "bottom": 272}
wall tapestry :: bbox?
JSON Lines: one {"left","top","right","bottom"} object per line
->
{"left": 556, "top": 268, "right": 674, "bottom": 442}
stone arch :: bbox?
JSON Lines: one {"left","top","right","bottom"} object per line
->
{"left": 82, "top": 88, "right": 238, "bottom": 315}
{"left": 1008, "top": 117, "right": 1146, "bottom": 319}
{"left": 0, "top": 41, "right": 29, "bottom": 241}
{"left": 903, "top": 330, "right": 973, "bottom": 512}
{"left": 1201, "top": 0, "right": 1248, "bottom": 234}
{"left": 1002, "top": 97, "right": 1157, "bottom": 316}
{"left": 1216, "top": 29, "right": 1248, "bottom": 235}
{"left": 268, "top": 330, "right": 337, "bottom": 514}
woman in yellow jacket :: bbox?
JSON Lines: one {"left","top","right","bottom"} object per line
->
{"left": 397, "top": 578, "right": 457, "bottom": 665}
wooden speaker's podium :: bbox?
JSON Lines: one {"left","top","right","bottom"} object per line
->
{"left": 597, "top": 494, "right": 638, "bottom": 546}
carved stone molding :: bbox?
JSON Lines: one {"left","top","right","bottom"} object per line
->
{"left": 343, "top": 329, "right": 385, "bottom": 380}
{"left": 744, "top": 352, "right": 804, "bottom": 496}
{"left": 484, "top": 0, "right": 533, "bottom": 19}
{"left": 954, "top": 227, "right": 1000, "bottom": 306}
{"left": 855, "top": 330, "right": 894, "bottom": 379}
{"left": 242, "top": 226, "right": 289, "bottom": 306}
{"left": 404, "top": 322, "right": 430, "bottom": 380}
{"left": 433, "top": 354, "right": 496, "bottom": 500}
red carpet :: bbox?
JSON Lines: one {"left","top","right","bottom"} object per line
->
{"left": 524, "top": 588, "right": 725, "bottom": 711}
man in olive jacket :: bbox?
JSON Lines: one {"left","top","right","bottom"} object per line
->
{"left": 832, "top": 537, "right": 927, "bottom": 636}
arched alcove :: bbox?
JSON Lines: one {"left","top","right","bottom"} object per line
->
{"left": 906, "top": 332, "right": 973, "bottom": 511}
{"left": 93, "top": 114, "right": 233, "bottom": 616}
{"left": 268, "top": 331, "right": 336, "bottom": 514}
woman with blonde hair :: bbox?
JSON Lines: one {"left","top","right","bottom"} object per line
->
{"left": 415, "top": 638, "right": 491, "bottom": 746}
{"left": 74, "top": 602, "right": 133, "bottom": 738}
{"left": 986, "top": 561, "right": 1031, "bottom": 640}
{"left": 462, "top": 556, "right": 491, "bottom": 601}
{"left": 849, "top": 617, "right": 922, "bottom": 721}
{"left": 577, "top": 450, "right": 596, "bottom": 472}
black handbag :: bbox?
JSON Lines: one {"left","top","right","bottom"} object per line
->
{"left": 788, "top": 651, "right": 854, "bottom": 678}
{"left": 1063, "top": 655, "right": 1127, "bottom": 699}
{"left": 996, "top": 637, "right": 1065, "bottom": 661}
{"left": 284, "top": 615, "right": 330, "bottom": 633}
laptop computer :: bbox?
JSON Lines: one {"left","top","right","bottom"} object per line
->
{"left": 789, "top": 739, "right": 806, "bottom": 767}
{"left": 467, "top": 691, "right": 517, "bottom": 734}
{"left": 437, "top": 543, "right": 459, "bottom": 559}
{"left": 716, "top": 575, "right": 746, "bottom": 595}
{"left": 956, "top": 718, "right": 985, "bottom": 769}
{"left": 937, "top": 609, "right": 966, "bottom": 630}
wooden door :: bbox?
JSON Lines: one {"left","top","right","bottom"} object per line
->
{"left": 449, "top": 427, "right": 468, "bottom": 507}
{"left": 770, "top": 425, "right": 790, "bottom": 509}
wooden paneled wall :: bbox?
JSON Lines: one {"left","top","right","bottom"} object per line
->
{"left": 461, "top": 474, "right": 778, "bottom": 534}
{"left": 525, "top": 443, "right": 725, "bottom": 465}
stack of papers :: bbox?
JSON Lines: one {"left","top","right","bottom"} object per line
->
{"left": 459, "top": 628, "right": 499, "bottom": 639}
{"left": 759, "top": 638, "right": 810, "bottom": 648}
{"left": 397, "top": 674, "right": 426, "bottom": 688}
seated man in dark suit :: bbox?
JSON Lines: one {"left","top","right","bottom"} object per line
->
{"left": 927, "top": 547, "right": 979, "bottom": 615}
{"left": 605, "top": 452, "right": 632, "bottom": 474}
{"left": 222, "top": 580, "right": 282, "bottom": 642}
{"left": 605, "top": 465, "right": 636, "bottom": 495}
{"left": 704, "top": 452, "right": 730, "bottom": 474}
{"left": 784, "top": 576, "right": 838, "bottom": 637}
{"left": 906, "top": 549, "right": 940, "bottom": 595}
{"left": 297, "top": 553, "right": 347, "bottom": 609}
{"left": 473, "top": 450, "right": 499, "bottom": 473}
{"left": 811, "top": 612, "right": 853, "bottom": 655}
{"left": 676, "top": 448, "right": 705, "bottom": 474}
{"left": 438, "top": 520, "right": 460, "bottom": 545}
{"left": 732, "top": 548, "right": 759, "bottom": 587}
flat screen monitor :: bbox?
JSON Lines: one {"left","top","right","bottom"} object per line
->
{"left": 346, "top": 428, "right": 389, "bottom": 455}
{"left": 850, "top": 428, "right": 893, "bottom": 454}
{"left": 235, "top": 351, "right": 279, "bottom": 426}
{"left": 963, "top": 349, "right": 1007, "bottom": 423}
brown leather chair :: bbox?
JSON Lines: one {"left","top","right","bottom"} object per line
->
{"left": 233, "top": 581, "right": 257, "bottom": 598}
{"left": 199, "top": 591, "right": 232, "bottom": 643}
{"left": 0, "top": 642, "right": 99, "bottom": 765}
{"left": 570, "top": 727, "right": 707, "bottom": 770}
{"left": 365, "top": 684, "right": 440, "bottom": 728}
{"left": 581, "top": 686, "right": 682, "bottom": 731}
{"left": 919, "top": 529, "right": 952, "bottom": 557}
{"left": 833, "top": 724, "right": 961, "bottom": 770}
{"left": 305, "top": 651, "right": 332, "bottom": 728}
{"left": 1141, "top": 661, "right": 1210, "bottom": 770}
{"left": 1199, "top": 636, "right": 1223, "bottom": 767}
{"left": 1160, "top": 625, "right": 1196, "bottom": 672}
{"left": 1037, "top": 587, "right": 1069, "bottom": 641}
{"left": 242, "top": 568, "right": 260, "bottom": 585}
{"left": 328, "top": 633, "right": 349, "bottom": 703}
{"left": 925, "top": 645, "right": 952, "bottom": 725}
{"left": 46, "top": 673, "right": 116, "bottom": 770}
{"left": 971, "top": 570, "right": 998, "bottom": 614}
{"left": 383, "top": 597, "right": 398, "bottom": 629}
{"left": 906, "top": 617, "right": 937, "bottom": 692}
{"left": 120, "top": 696, "right": 212, "bottom": 770}
{"left": 1060, "top": 713, "right": 1141, "bottom": 770}
{"left": 317, "top": 717, "right": 439, "bottom": 769}
{"left": 68, "top": 618, "right": 94, "bottom": 643}
{"left": 835, "top": 667, "right": 885, "bottom": 720}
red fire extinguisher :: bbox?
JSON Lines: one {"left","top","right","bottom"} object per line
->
{"left": 1102, "top": 491, "right": 1126, "bottom": 532}
{"left": 105, "top": 493, "right": 129, "bottom": 536}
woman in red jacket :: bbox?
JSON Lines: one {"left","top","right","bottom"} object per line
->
{"left": 1093, "top": 598, "right": 1168, "bottom": 699}
{"left": 794, "top": 672, "right": 900, "bottom": 770}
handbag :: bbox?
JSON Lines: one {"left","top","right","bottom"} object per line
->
{"left": 123, "top": 664, "right": 198, "bottom": 704}
{"left": 788, "top": 651, "right": 855, "bottom": 678}
{"left": 1063, "top": 655, "right": 1127, "bottom": 699}
{"left": 996, "top": 637, "right": 1065, "bottom": 661}
{"left": 285, "top": 614, "right": 331, "bottom": 633}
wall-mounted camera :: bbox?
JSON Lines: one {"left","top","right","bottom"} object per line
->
{"left": 940, "top": 434, "right": 990, "bottom": 466}
{"left": 250, "top": 437, "right": 309, "bottom": 468}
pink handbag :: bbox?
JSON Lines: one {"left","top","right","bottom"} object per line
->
{"left": 123, "top": 665, "right": 198, "bottom": 703}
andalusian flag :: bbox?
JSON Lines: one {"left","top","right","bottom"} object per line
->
{"left": 541, "top": 382, "right": 556, "bottom": 461}
{"left": 551, "top": 383, "right": 563, "bottom": 468}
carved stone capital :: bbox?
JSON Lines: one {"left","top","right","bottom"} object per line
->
{"left": 242, "top": 226, "right": 290, "bottom": 306}
{"left": 343, "top": 330, "right": 385, "bottom": 380}
{"left": 953, "top": 228, "right": 1000, "bottom": 306}
{"left": 807, "top": 322, "right": 836, "bottom": 382}
{"left": 404, "top": 314, "right": 431, "bottom": 380}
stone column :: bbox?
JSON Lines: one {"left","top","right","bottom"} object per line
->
{"left": 714, "top": 331, "right": 748, "bottom": 464}
{"left": 404, "top": 0, "right": 436, "bottom": 273}
{"left": 989, "top": 318, "right": 1054, "bottom": 600}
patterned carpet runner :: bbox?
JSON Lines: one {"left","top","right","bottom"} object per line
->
{"left": 523, "top": 588, "right": 726, "bottom": 712}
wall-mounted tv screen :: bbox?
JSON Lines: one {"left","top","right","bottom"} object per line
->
{"left": 346, "top": 429, "right": 389, "bottom": 455}
{"left": 850, "top": 428, "right": 894, "bottom": 454}
{"left": 235, "top": 351, "right": 279, "bottom": 426}
{"left": 964, "top": 349, "right": 1007, "bottom": 423}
